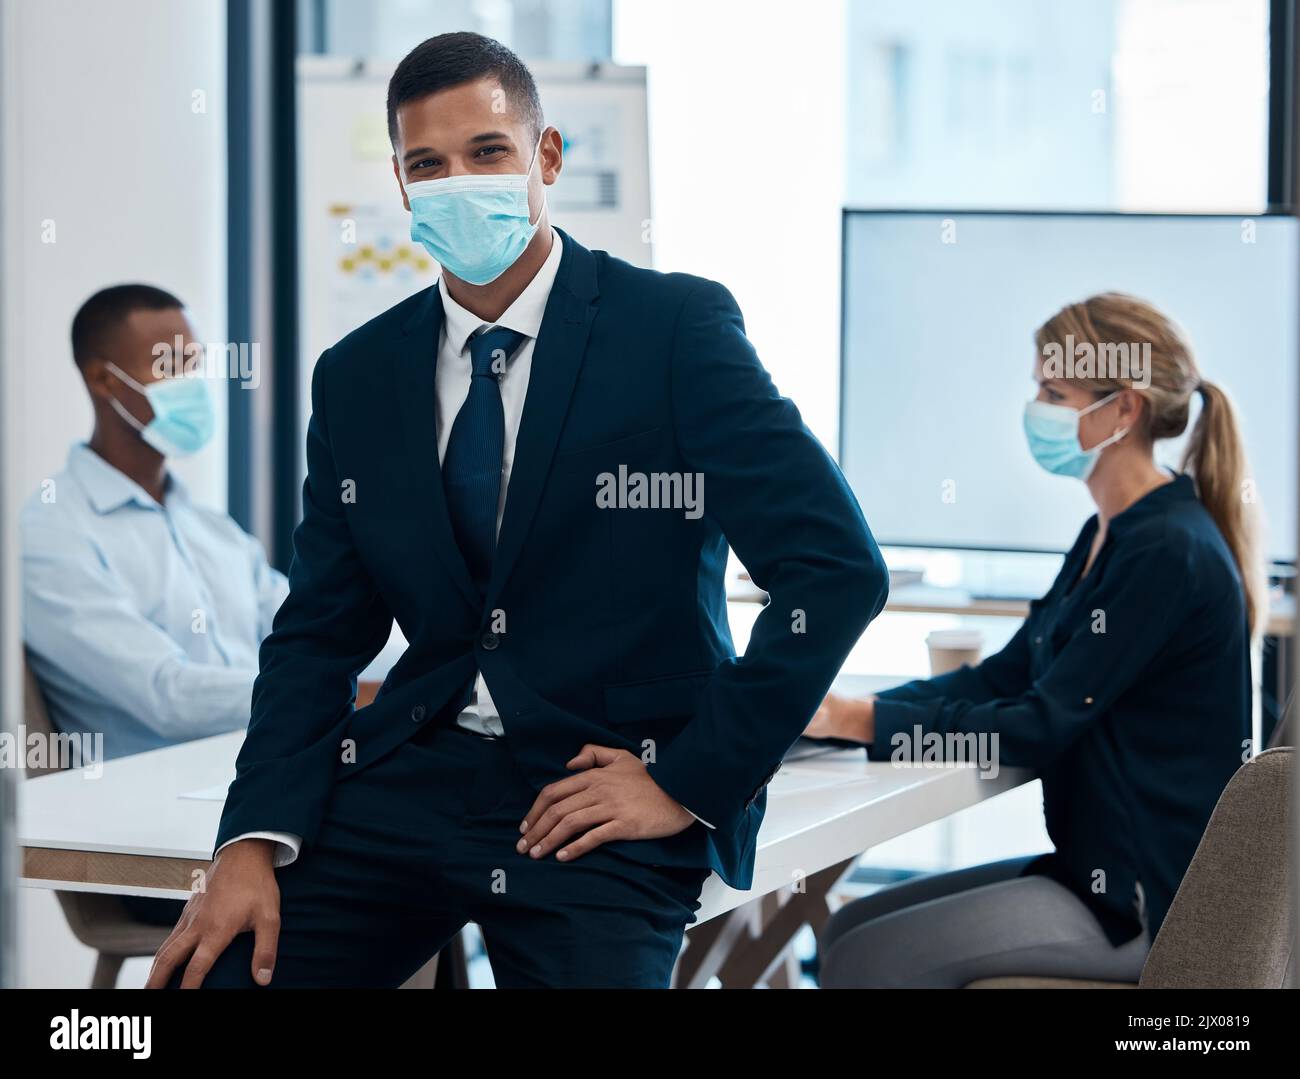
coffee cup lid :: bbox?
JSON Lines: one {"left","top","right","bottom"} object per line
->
{"left": 926, "top": 629, "right": 985, "bottom": 649}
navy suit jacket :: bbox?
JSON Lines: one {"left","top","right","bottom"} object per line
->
{"left": 215, "top": 229, "right": 888, "bottom": 889}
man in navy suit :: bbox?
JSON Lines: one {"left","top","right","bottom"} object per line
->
{"left": 150, "top": 31, "right": 887, "bottom": 989}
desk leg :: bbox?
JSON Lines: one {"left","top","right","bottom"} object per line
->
{"left": 435, "top": 931, "right": 470, "bottom": 988}
{"left": 761, "top": 891, "right": 800, "bottom": 988}
{"left": 398, "top": 929, "right": 470, "bottom": 988}
{"left": 400, "top": 953, "right": 440, "bottom": 988}
{"left": 674, "top": 908, "right": 752, "bottom": 988}
{"left": 676, "top": 857, "right": 855, "bottom": 988}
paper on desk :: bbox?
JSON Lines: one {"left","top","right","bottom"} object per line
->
{"left": 179, "top": 781, "right": 232, "bottom": 801}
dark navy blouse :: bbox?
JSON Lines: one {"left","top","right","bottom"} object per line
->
{"left": 870, "top": 473, "right": 1252, "bottom": 944}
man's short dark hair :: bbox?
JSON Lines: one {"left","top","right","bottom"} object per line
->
{"left": 387, "top": 31, "right": 543, "bottom": 146}
{"left": 70, "top": 284, "right": 183, "bottom": 368}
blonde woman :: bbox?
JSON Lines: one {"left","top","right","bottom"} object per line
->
{"left": 810, "top": 293, "right": 1261, "bottom": 988}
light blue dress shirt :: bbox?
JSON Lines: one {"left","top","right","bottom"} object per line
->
{"left": 21, "top": 443, "right": 288, "bottom": 760}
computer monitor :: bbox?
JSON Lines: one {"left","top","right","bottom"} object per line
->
{"left": 840, "top": 210, "right": 1298, "bottom": 562}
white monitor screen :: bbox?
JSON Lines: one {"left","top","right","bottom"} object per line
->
{"left": 840, "top": 211, "right": 1298, "bottom": 562}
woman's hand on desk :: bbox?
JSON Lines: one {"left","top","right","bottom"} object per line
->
{"left": 805, "top": 692, "right": 876, "bottom": 745}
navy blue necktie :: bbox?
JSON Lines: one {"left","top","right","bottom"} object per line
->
{"left": 441, "top": 326, "right": 527, "bottom": 596}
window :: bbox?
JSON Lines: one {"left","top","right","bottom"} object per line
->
{"left": 303, "top": 0, "right": 611, "bottom": 60}
{"left": 846, "top": 0, "right": 1271, "bottom": 212}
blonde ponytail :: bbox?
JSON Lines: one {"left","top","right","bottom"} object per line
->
{"left": 1182, "top": 380, "right": 1267, "bottom": 637}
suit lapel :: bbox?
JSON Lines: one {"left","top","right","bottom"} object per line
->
{"left": 394, "top": 285, "right": 482, "bottom": 611}
{"left": 485, "top": 230, "right": 599, "bottom": 610}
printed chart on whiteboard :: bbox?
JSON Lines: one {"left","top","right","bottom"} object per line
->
{"left": 325, "top": 203, "right": 437, "bottom": 344}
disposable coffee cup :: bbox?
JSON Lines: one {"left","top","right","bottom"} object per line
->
{"left": 926, "top": 629, "right": 984, "bottom": 676}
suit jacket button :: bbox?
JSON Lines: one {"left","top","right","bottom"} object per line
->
{"left": 480, "top": 631, "right": 500, "bottom": 651}
{"left": 410, "top": 704, "right": 426, "bottom": 722}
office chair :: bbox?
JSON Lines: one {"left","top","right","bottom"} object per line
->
{"left": 966, "top": 746, "right": 1294, "bottom": 989}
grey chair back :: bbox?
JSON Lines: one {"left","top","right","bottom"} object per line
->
{"left": 1140, "top": 747, "right": 1294, "bottom": 989}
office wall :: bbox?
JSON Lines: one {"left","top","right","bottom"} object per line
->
{"left": 613, "top": 0, "right": 845, "bottom": 448}
{"left": 2, "top": 0, "right": 228, "bottom": 507}
{"left": 1, "top": 0, "right": 227, "bottom": 988}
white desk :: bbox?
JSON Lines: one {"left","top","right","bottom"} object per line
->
{"left": 19, "top": 675, "right": 1030, "bottom": 986}
{"left": 19, "top": 731, "right": 241, "bottom": 899}
{"left": 681, "top": 748, "right": 1027, "bottom": 986}
{"left": 694, "top": 746, "right": 1024, "bottom": 923}
{"left": 19, "top": 731, "right": 1026, "bottom": 905}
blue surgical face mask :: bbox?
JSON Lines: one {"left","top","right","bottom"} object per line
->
{"left": 1023, "top": 391, "right": 1128, "bottom": 480}
{"left": 106, "top": 362, "right": 216, "bottom": 457}
{"left": 403, "top": 134, "right": 545, "bottom": 285}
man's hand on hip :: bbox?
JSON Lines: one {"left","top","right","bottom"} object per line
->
{"left": 145, "top": 838, "right": 281, "bottom": 989}
{"left": 517, "top": 745, "right": 694, "bottom": 862}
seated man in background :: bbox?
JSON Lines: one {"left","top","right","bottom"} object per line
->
{"left": 22, "top": 284, "right": 288, "bottom": 923}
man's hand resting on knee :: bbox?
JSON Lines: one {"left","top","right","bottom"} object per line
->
{"left": 145, "top": 838, "right": 281, "bottom": 988}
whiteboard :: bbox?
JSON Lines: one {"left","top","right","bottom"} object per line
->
{"left": 296, "top": 55, "right": 652, "bottom": 452}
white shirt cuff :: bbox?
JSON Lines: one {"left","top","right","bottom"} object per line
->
{"left": 684, "top": 807, "right": 716, "bottom": 830}
{"left": 215, "top": 831, "right": 301, "bottom": 868}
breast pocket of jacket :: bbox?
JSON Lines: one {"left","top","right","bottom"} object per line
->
{"left": 550, "top": 426, "right": 685, "bottom": 604}
{"left": 553, "top": 426, "right": 668, "bottom": 476}
{"left": 556, "top": 425, "right": 705, "bottom": 612}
